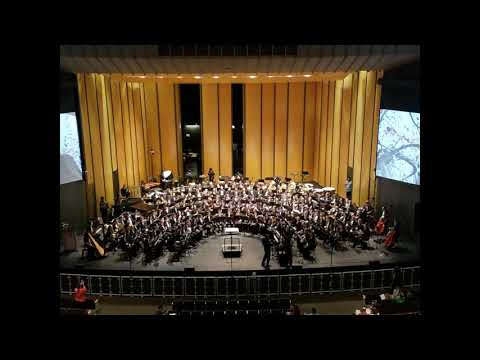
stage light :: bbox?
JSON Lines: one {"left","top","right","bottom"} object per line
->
{"left": 157, "top": 75, "right": 164, "bottom": 79}
{"left": 231, "top": 76, "right": 238, "bottom": 78}
{"left": 139, "top": 76, "right": 146, "bottom": 78}
{"left": 249, "top": 75, "right": 257, "bottom": 79}
{"left": 268, "top": 75, "right": 274, "bottom": 78}
{"left": 194, "top": 75, "right": 202, "bottom": 79}
{"left": 212, "top": 75, "right": 219, "bottom": 79}
{"left": 286, "top": 75, "right": 293, "bottom": 78}
{"left": 177, "top": 76, "right": 183, "bottom": 79}
{"left": 232, "top": 125, "right": 235, "bottom": 129}
{"left": 303, "top": 74, "right": 312, "bottom": 77}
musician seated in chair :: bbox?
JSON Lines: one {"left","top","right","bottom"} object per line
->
{"left": 73, "top": 279, "right": 98, "bottom": 310}
{"left": 113, "top": 196, "right": 122, "bottom": 218}
{"left": 140, "top": 181, "right": 147, "bottom": 197}
{"left": 81, "top": 231, "right": 92, "bottom": 258}
{"left": 120, "top": 184, "right": 130, "bottom": 198}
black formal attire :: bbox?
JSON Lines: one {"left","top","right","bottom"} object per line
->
{"left": 121, "top": 186, "right": 130, "bottom": 198}
{"left": 113, "top": 200, "right": 121, "bottom": 218}
{"left": 208, "top": 169, "right": 215, "bottom": 182}
{"left": 261, "top": 237, "right": 271, "bottom": 268}
{"left": 284, "top": 231, "right": 293, "bottom": 268}
{"left": 99, "top": 200, "right": 108, "bottom": 223}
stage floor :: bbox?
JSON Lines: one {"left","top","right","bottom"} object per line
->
{"left": 60, "top": 233, "right": 420, "bottom": 272}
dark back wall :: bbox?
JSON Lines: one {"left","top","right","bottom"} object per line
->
{"left": 60, "top": 179, "right": 87, "bottom": 232}
{"left": 375, "top": 176, "right": 420, "bottom": 241}
{"left": 381, "top": 61, "right": 420, "bottom": 113}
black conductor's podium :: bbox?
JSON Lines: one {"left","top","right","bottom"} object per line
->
{"left": 222, "top": 227, "right": 242, "bottom": 257}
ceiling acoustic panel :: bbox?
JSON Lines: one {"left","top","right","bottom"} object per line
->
{"left": 60, "top": 45, "right": 419, "bottom": 75}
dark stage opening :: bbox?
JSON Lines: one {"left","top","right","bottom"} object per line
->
{"left": 232, "top": 84, "right": 244, "bottom": 176}
{"left": 179, "top": 84, "right": 202, "bottom": 180}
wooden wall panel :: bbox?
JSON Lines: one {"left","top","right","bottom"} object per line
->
{"left": 359, "top": 71, "right": 377, "bottom": 205}
{"left": 338, "top": 74, "right": 353, "bottom": 198}
{"left": 261, "top": 84, "right": 274, "bottom": 179}
{"left": 201, "top": 84, "right": 220, "bottom": 177}
{"left": 274, "top": 83, "right": 288, "bottom": 178}
{"left": 330, "top": 80, "right": 343, "bottom": 191}
{"left": 158, "top": 82, "right": 179, "bottom": 176}
{"left": 110, "top": 80, "right": 127, "bottom": 189}
{"left": 370, "top": 70, "right": 384, "bottom": 205}
{"left": 95, "top": 74, "right": 114, "bottom": 204}
{"left": 218, "top": 84, "right": 232, "bottom": 177}
{"left": 352, "top": 71, "right": 367, "bottom": 204}
{"left": 132, "top": 83, "right": 147, "bottom": 183}
{"left": 174, "top": 84, "right": 183, "bottom": 179}
{"left": 348, "top": 72, "right": 359, "bottom": 168}
{"left": 140, "top": 83, "right": 150, "bottom": 179}
{"left": 119, "top": 81, "right": 135, "bottom": 187}
{"left": 84, "top": 74, "right": 105, "bottom": 215}
{"left": 244, "top": 84, "right": 262, "bottom": 180}
{"left": 287, "top": 83, "right": 305, "bottom": 180}
{"left": 144, "top": 80, "right": 162, "bottom": 177}
{"left": 77, "top": 74, "right": 96, "bottom": 218}
{"left": 318, "top": 82, "right": 329, "bottom": 186}
{"left": 127, "top": 83, "right": 140, "bottom": 186}
{"left": 303, "top": 82, "right": 316, "bottom": 180}
{"left": 77, "top": 74, "right": 186, "bottom": 216}
{"left": 325, "top": 81, "right": 335, "bottom": 186}
{"left": 312, "top": 82, "right": 322, "bottom": 183}
{"left": 75, "top": 72, "right": 384, "bottom": 219}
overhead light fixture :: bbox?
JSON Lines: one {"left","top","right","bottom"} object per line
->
{"left": 304, "top": 74, "right": 312, "bottom": 78}
{"left": 139, "top": 76, "right": 146, "bottom": 79}
{"left": 231, "top": 75, "right": 238, "bottom": 78}
{"left": 212, "top": 75, "right": 220, "bottom": 79}
{"left": 232, "top": 125, "right": 235, "bottom": 129}
{"left": 249, "top": 75, "right": 257, "bottom": 79}
{"left": 177, "top": 76, "right": 183, "bottom": 79}
{"left": 194, "top": 75, "right": 202, "bottom": 79}
{"left": 157, "top": 75, "right": 164, "bottom": 78}
{"left": 286, "top": 75, "right": 293, "bottom": 78}
{"left": 267, "top": 75, "right": 274, "bottom": 78}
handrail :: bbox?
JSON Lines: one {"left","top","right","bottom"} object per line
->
{"left": 60, "top": 266, "right": 420, "bottom": 298}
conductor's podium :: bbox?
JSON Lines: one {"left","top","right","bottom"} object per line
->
{"left": 222, "top": 227, "right": 242, "bottom": 257}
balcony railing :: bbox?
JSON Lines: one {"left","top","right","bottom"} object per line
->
{"left": 60, "top": 266, "right": 420, "bottom": 298}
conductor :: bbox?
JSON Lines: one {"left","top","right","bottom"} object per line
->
{"left": 261, "top": 236, "right": 271, "bottom": 268}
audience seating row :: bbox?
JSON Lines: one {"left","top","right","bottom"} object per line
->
{"left": 171, "top": 298, "right": 291, "bottom": 315}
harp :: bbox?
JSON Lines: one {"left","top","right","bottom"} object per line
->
{"left": 88, "top": 232, "right": 106, "bottom": 257}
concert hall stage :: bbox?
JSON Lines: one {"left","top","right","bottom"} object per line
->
{"left": 60, "top": 233, "right": 420, "bottom": 273}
